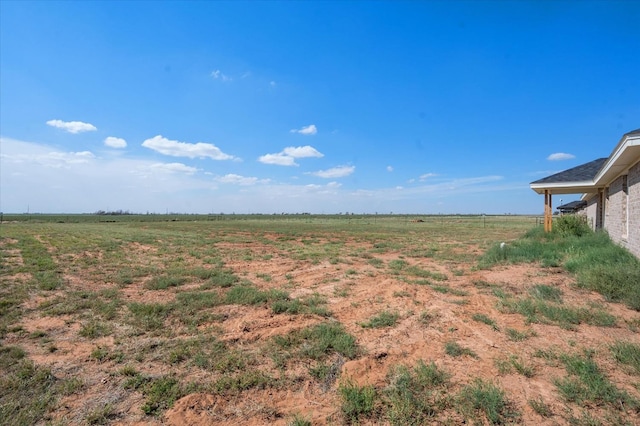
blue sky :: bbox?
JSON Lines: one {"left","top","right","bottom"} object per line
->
{"left": 1, "top": 1, "right": 638, "bottom": 214}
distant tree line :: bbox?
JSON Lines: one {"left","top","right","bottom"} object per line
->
{"left": 94, "top": 210, "right": 133, "bottom": 215}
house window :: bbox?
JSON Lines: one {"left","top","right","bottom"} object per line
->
{"left": 622, "top": 175, "right": 628, "bottom": 239}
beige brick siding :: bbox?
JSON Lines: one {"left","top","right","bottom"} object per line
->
{"left": 582, "top": 195, "right": 598, "bottom": 231}
{"left": 626, "top": 161, "right": 640, "bottom": 258}
{"left": 604, "top": 160, "right": 640, "bottom": 258}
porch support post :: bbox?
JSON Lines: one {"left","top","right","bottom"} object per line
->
{"left": 544, "top": 190, "right": 553, "bottom": 232}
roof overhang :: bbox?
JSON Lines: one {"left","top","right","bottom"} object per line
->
{"left": 530, "top": 181, "right": 599, "bottom": 195}
{"left": 530, "top": 131, "right": 640, "bottom": 196}
{"left": 593, "top": 133, "right": 640, "bottom": 186}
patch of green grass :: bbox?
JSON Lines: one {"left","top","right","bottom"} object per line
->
{"left": 505, "top": 327, "right": 536, "bottom": 341}
{"left": 555, "top": 352, "right": 638, "bottom": 410}
{"left": 339, "top": 380, "right": 376, "bottom": 424}
{"left": 127, "top": 302, "right": 173, "bottom": 331}
{"left": 431, "top": 284, "right": 468, "bottom": 296}
{"left": 530, "top": 284, "right": 563, "bottom": 303}
{"left": 456, "top": 378, "right": 520, "bottom": 425}
{"left": 164, "top": 336, "right": 245, "bottom": 372}
{"left": 288, "top": 413, "right": 312, "bottom": 426}
{"left": 361, "top": 311, "right": 400, "bottom": 328}
{"left": 384, "top": 360, "right": 451, "bottom": 425}
{"left": 444, "top": 341, "right": 477, "bottom": 358}
{"left": 367, "top": 258, "right": 383, "bottom": 268}
{"left": 79, "top": 320, "right": 112, "bottom": 339}
{"left": 271, "top": 293, "right": 330, "bottom": 316}
{"left": 498, "top": 297, "right": 616, "bottom": 329}
{"left": 141, "top": 376, "right": 185, "bottom": 416}
{"left": 273, "top": 322, "right": 359, "bottom": 360}
{"left": 256, "top": 272, "right": 272, "bottom": 282}
{"left": 122, "top": 372, "right": 185, "bottom": 415}
{"left": 213, "top": 370, "right": 273, "bottom": 394}
{"left": 201, "top": 268, "right": 239, "bottom": 289}
{"left": 494, "top": 355, "right": 535, "bottom": 378}
{"left": 480, "top": 226, "right": 640, "bottom": 311}
{"left": 145, "top": 275, "right": 188, "bottom": 290}
{"left": 0, "top": 345, "right": 82, "bottom": 424}
{"left": 610, "top": 341, "right": 640, "bottom": 375}
{"left": 528, "top": 397, "right": 553, "bottom": 417}
{"left": 86, "top": 403, "right": 118, "bottom": 425}
{"left": 225, "top": 284, "right": 288, "bottom": 305}
{"left": 472, "top": 313, "right": 499, "bottom": 331}
{"left": 33, "top": 270, "right": 64, "bottom": 291}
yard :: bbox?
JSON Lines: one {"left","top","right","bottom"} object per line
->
{"left": 1, "top": 215, "right": 639, "bottom": 425}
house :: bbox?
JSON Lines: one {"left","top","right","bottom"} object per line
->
{"left": 556, "top": 200, "right": 587, "bottom": 215}
{"left": 530, "top": 129, "right": 640, "bottom": 258}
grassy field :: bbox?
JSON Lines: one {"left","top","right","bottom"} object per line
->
{"left": 1, "top": 214, "right": 639, "bottom": 425}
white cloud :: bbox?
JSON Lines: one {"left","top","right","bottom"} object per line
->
{"left": 215, "top": 174, "right": 270, "bottom": 186}
{"left": 2, "top": 143, "right": 95, "bottom": 169}
{"left": 142, "top": 135, "right": 235, "bottom": 160}
{"left": 210, "top": 69, "right": 231, "bottom": 82}
{"left": 419, "top": 173, "right": 438, "bottom": 181}
{"left": 309, "top": 165, "right": 355, "bottom": 178}
{"left": 0, "top": 138, "right": 536, "bottom": 215}
{"left": 104, "top": 136, "right": 127, "bottom": 148}
{"left": 258, "top": 153, "right": 297, "bottom": 166}
{"left": 149, "top": 163, "right": 198, "bottom": 175}
{"left": 259, "top": 145, "right": 323, "bottom": 166}
{"left": 290, "top": 124, "right": 317, "bottom": 135}
{"left": 282, "top": 146, "right": 323, "bottom": 158}
{"left": 46, "top": 119, "right": 97, "bottom": 134}
{"left": 387, "top": 166, "right": 393, "bottom": 172}
{"left": 547, "top": 152, "right": 575, "bottom": 161}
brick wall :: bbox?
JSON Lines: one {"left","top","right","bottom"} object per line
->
{"left": 605, "top": 175, "right": 624, "bottom": 242}
{"left": 604, "top": 160, "right": 640, "bottom": 258}
{"left": 581, "top": 194, "right": 598, "bottom": 230}
{"left": 627, "top": 160, "right": 640, "bottom": 258}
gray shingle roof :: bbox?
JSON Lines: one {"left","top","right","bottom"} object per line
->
{"left": 530, "top": 158, "right": 607, "bottom": 185}
{"left": 557, "top": 200, "right": 587, "bottom": 212}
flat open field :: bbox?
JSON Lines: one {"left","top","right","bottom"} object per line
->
{"left": 1, "top": 215, "right": 639, "bottom": 425}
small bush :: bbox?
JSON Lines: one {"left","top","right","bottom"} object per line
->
{"left": 555, "top": 215, "right": 591, "bottom": 237}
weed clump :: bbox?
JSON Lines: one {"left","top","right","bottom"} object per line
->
{"left": 339, "top": 380, "right": 376, "bottom": 424}
{"left": 456, "top": 378, "right": 520, "bottom": 425}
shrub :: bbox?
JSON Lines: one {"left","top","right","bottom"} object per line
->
{"left": 555, "top": 215, "right": 591, "bottom": 237}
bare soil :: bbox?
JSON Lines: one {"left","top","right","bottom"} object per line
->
{"left": 4, "top": 229, "right": 640, "bottom": 425}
